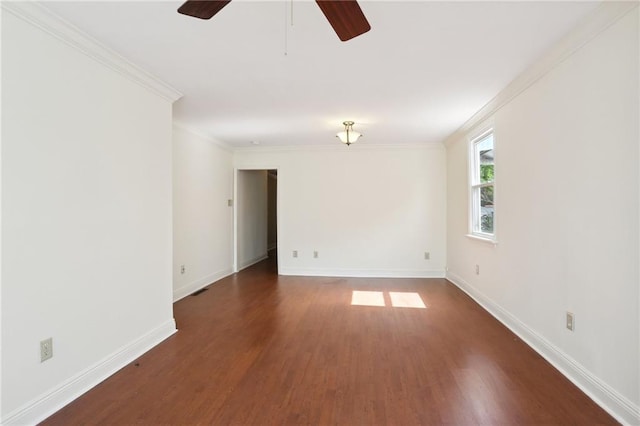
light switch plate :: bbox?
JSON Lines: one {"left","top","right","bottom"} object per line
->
{"left": 566, "top": 312, "right": 575, "bottom": 331}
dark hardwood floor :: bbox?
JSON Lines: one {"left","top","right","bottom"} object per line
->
{"left": 42, "top": 255, "right": 617, "bottom": 425}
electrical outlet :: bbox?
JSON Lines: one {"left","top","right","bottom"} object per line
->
{"left": 40, "top": 338, "right": 53, "bottom": 362}
{"left": 475, "top": 264, "right": 480, "bottom": 275}
{"left": 424, "top": 252, "right": 430, "bottom": 260}
{"left": 313, "top": 251, "right": 318, "bottom": 258}
{"left": 180, "top": 265, "right": 185, "bottom": 274}
{"left": 566, "top": 312, "right": 575, "bottom": 331}
{"left": 293, "top": 250, "right": 298, "bottom": 258}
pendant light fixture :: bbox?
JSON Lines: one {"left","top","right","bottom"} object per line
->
{"left": 336, "top": 121, "right": 362, "bottom": 146}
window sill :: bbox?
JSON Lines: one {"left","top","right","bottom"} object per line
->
{"left": 466, "top": 234, "right": 498, "bottom": 246}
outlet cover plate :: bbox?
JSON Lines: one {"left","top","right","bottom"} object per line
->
{"left": 40, "top": 338, "right": 53, "bottom": 362}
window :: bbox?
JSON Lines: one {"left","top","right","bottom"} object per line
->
{"left": 470, "top": 130, "right": 495, "bottom": 239}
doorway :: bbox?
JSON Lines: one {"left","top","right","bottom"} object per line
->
{"left": 234, "top": 168, "right": 278, "bottom": 273}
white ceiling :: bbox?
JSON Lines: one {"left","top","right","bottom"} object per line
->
{"left": 42, "top": 1, "right": 600, "bottom": 148}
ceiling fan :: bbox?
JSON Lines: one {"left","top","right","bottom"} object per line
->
{"left": 177, "top": 0, "right": 371, "bottom": 42}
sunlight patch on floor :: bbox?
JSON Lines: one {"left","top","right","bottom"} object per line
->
{"left": 389, "top": 292, "right": 426, "bottom": 308}
{"left": 351, "top": 290, "right": 385, "bottom": 307}
{"left": 350, "top": 291, "right": 426, "bottom": 308}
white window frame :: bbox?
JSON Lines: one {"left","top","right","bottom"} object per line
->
{"left": 468, "top": 128, "right": 496, "bottom": 242}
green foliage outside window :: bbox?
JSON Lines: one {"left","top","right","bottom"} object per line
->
{"left": 480, "top": 164, "right": 494, "bottom": 233}
{"left": 480, "top": 164, "right": 494, "bottom": 183}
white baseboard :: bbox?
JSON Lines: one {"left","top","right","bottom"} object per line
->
{"left": 173, "top": 267, "right": 234, "bottom": 302}
{"left": 445, "top": 271, "right": 640, "bottom": 426}
{"left": 279, "top": 267, "right": 446, "bottom": 279}
{"left": 2, "top": 319, "right": 177, "bottom": 426}
{"left": 238, "top": 254, "right": 268, "bottom": 271}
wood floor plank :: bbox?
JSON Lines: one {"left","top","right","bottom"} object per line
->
{"left": 41, "top": 256, "right": 617, "bottom": 425}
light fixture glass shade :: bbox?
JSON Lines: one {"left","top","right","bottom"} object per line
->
{"left": 337, "top": 130, "right": 362, "bottom": 144}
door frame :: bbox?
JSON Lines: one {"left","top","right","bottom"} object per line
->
{"left": 233, "top": 166, "right": 280, "bottom": 274}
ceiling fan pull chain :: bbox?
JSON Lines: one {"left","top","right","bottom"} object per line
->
{"left": 284, "top": 0, "right": 288, "bottom": 55}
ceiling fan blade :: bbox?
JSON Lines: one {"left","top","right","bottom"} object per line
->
{"left": 316, "top": 0, "right": 371, "bottom": 42}
{"left": 178, "top": 0, "right": 231, "bottom": 20}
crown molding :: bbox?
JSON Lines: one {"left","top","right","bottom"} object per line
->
{"left": 2, "top": 1, "right": 183, "bottom": 103}
{"left": 443, "top": 1, "right": 638, "bottom": 146}
{"left": 232, "top": 141, "right": 445, "bottom": 154}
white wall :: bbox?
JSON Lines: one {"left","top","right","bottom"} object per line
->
{"left": 1, "top": 7, "right": 177, "bottom": 424}
{"left": 173, "top": 125, "right": 234, "bottom": 301}
{"left": 235, "top": 145, "right": 446, "bottom": 277}
{"left": 445, "top": 6, "right": 639, "bottom": 424}
{"left": 236, "top": 170, "right": 268, "bottom": 270}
